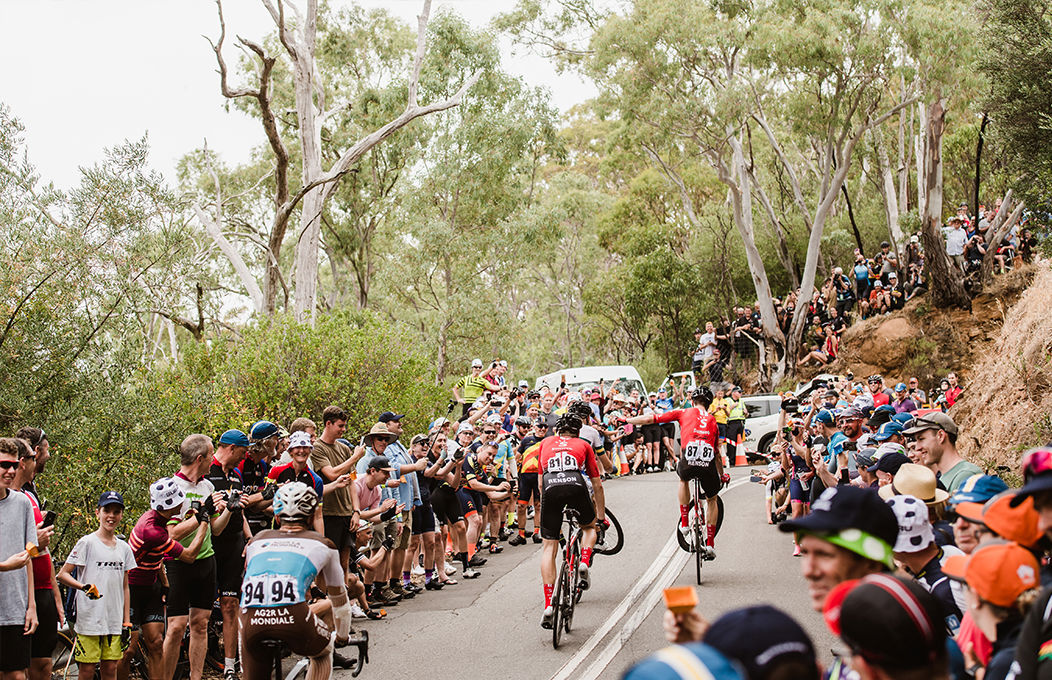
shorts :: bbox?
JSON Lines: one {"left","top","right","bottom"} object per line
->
{"left": 716, "top": 423, "right": 727, "bottom": 440}
{"left": 430, "top": 487, "right": 464, "bottom": 525}
{"left": 31, "top": 589, "right": 59, "bottom": 657}
{"left": 676, "top": 459, "right": 722, "bottom": 500}
{"left": 412, "top": 504, "right": 436, "bottom": 535}
{"left": 660, "top": 423, "right": 675, "bottom": 441}
{"left": 395, "top": 510, "right": 413, "bottom": 550}
{"left": 789, "top": 478, "right": 809, "bottom": 504}
{"left": 214, "top": 545, "right": 246, "bottom": 599}
{"left": 456, "top": 488, "right": 478, "bottom": 517}
{"left": 322, "top": 515, "right": 354, "bottom": 553}
{"left": 369, "top": 518, "right": 400, "bottom": 553}
{"left": 129, "top": 581, "right": 166, "bottom": 628}
{"left": 0, "top": 624, "right": 30, "bottom": 671}
{"left": 539, "top": 481, "right": 595, "bottom": 540}
{"left": 74, "top": 633, "right": 124, "bottom": 663}
{"left": 517, "top": 473, "right": 539, "bottom": 504}
{"left": 643, "top": 424, "right": 663, "bottom": 444}
{"left": 240, "top": 602, "right": 331, "bottom": 680}
{"left": 165, "top": 556, "right": 217, "bottom": 618}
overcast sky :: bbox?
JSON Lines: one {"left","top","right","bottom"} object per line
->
{"left": 0, "top": 0, "right": 593, "bottom": 189}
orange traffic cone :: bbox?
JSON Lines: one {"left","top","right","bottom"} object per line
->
{"left": 733, "top": 434, "right": 748, "bottom": 466}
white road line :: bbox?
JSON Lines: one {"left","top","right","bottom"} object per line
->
{"left": 548, "top": 476, "right": 752, "bottom": 680}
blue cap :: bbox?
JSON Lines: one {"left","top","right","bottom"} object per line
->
{"left": 623, "top": 642, "right": 745, "bottom": 680}
{"left": 874, "top": 404, "right": 896, "bottom": 415}
{"left": 703, "top": 606, "right": 818, "bottom": 679}
{"left": 249, "top": 421, "right": 279, "bottom": 441}
{"left": 891, "top": 412, "right": 915, "bottom": 424}
{"left": 218, "top": 429, "right": 250, "bottom": 447}
{"left": 894, "top": 382, "right": 908, "bottom": 392}
{"left": 336, "top": 438, "right": 353, "bottom": 448}
{"left": 98, "top": 491, "right": 125, "bottom": 508}
{"left": 867, "top": 451, "right": 910, "bottom": 475}
{"left": 814, "top": 409, "right": 835, "bottom": 426}
{"left": 378, "top": 411, "right": 405, "bottom": 423}
{"left": 872, "top": 421, "right": 904, "bottom": 442}
{"left": 950, "top": 474, "right": 1009, "bottom": 506}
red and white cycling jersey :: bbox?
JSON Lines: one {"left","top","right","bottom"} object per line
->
{"left": 655, "top": 408, "right": 718, "bottom": 467}
{"left": 538, "top": 436, "right": 601, "bottom": 479}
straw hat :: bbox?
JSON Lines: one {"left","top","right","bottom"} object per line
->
{"left": 878, "top": 463, "right": 950, "bottom": 504}
{"left": 363, "top": 422, "right": 394, "bottom": 445}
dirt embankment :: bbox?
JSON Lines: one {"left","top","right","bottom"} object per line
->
{"left": 815, "top": 263, "right": 1044, "bottom": 469}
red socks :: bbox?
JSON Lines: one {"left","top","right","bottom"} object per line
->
{"left": 544, "top": 583, "right": 554, "bottom": 608}
{"left": 680, "top": 504, "right": 690, "bottom": 528}
{"left": 581, "top": 547, "right": 593, "bottom": 567}
{"left": 706, "top": 524, "right": 716, "bottom": 548}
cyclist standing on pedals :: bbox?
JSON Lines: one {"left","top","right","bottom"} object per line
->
{"left": 239, "top": 482, "right": 352, "bottom": 680}
{"left": 538, "top": 415, "right": 605, "bottom": 630}
{"left": 626, "top": 387, "right": 728, "bottom": 559}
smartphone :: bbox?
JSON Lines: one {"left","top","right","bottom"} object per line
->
{"left": 41, "top": 511, "right": 56, "bottom": 528}
{"left": 749, "top": 475, "right": 763, "bottom": 483}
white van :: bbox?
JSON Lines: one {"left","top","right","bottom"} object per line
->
{"left": 534, "top": 365, "right": 647, "bottom": 399}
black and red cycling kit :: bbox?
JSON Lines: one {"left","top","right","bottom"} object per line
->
{"left": 655, "top": 408, "right": 722, "bottom": 499}
{"left": 537, "top": 436, "right": 601, "bottom": 540}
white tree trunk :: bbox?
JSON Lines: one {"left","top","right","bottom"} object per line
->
{"left": 195, "top": 203, "right": 265, "bottom": 315}
{"left": 915, "top": 100, "right": 927, "bottom": 214}
{"left": 875, "top": 129, "right": 903, "bottom": 247}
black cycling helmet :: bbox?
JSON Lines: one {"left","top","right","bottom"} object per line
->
{"left": 567, "top": 401, "right": 594, "bottom": 421}
{"left": 514, "top": 416, "right": 532, "bottom": 428}
{"left": 554, "top": 414, "right": 583, "bottom": 436}
{"left": 691, "top": 386, "right": 714, "bottom": 409}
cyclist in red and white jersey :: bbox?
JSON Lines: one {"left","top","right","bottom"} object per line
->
{"left": 626, "top": 387, "right": 727, "bottom": 557}
{"left": 537, "top": 414, "right": 606, "bottom": 630}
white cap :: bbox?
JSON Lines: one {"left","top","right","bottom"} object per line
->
{"left": 486, "top": 414, "right": 502, "bottom": 425}
{"left": 457, "top": 422, "right": 474, "bottom": 434}
{"left": 499, "top": 360, "right": 508, "bottom": 367}
{"left": 910, "top": 235, "right": 919, "bottom": 243}
{"left": 150, "top": 478, "right": 185, "bottom": 512}
{"left": 518, "top": 380, "right": 529, "bottom": 388}
{"left": 471, "top": 358, "right": 483, "bottom": 368}
{"left": 887, "top": 494, "right": 934, "bottom": 553}
{"left": 288, "top": 431, "right": 313, "bottom": 449}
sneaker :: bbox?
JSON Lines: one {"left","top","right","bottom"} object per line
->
{"left": 379, "top": 586, "right": 402, "bottom": 603}
{"left": 424, "top": 580, "right": 445, "bottom": 591}
{"left": 224, "top": 669, "right": 237, "bottom": 680}
{"left": 526, "top": 506, "right": 535, "bottom": 519}
{"left": 509, "top": 534, "right": 526, "bottom": 546}
{"left": 411, "top": 564, "right": 425, "bottom": 576}
{"left": 350, "top": 602, "right": 366, "bottom": 619}
{"left": 468, "top": 554, "right": 487, "bottom": 567}
{"left": 532, "top": 533, "right": 542, "bottom": 544}
{"left": 463, "top": 568, "right": 481, "bottom": 579}
{"left": 541, "top": 606, "right": 555, "bottom": 629}
{"left": 792, "top": 544, "right": 801, "bottom": 557}
{"left": 578, "top": 562, "right": 590, "bottom": 591}
{"left": 703, "top": 546, "right": 716, "bottom": 561}
{"left": 332, "top": 652, "right": 356, "bottom": 670}
{"left": 366, "top": 594, "right": 385, "bottom": 608}
{"left": 444, "top": 564, "right": 457, "bottom": 576}
{"left": 404, "top": 582, "right": 423, "bottom": 594}
{"left": 488, "top": 543, "right": 503, "bottom": 554}
{"left": 392, "top": 583, "right": 415, "bottom": 599}
{"left": 499, "top": 528, "right": 512, "bottom": 541}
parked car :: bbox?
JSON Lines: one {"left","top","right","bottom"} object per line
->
{"left": 742, "top": 394, "right": 783, "bottom": 460}
{"left": 793, "top": 373, "right": 845, "bottom": 401}
{"left": 534, "top": 365, "right": 647, "bottom": 400}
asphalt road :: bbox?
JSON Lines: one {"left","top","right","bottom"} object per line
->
{"left": 344, "top": 467, "right": 838, "bottom": 679}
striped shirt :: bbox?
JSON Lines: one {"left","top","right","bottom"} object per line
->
{"left": 453, "top": 374, "right": 492, "bottom": 401}
{"left": 128, "top": 510, "right": 184, "bottom": 586}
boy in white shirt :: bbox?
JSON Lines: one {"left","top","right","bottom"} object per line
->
{"left": 58, "top": 492, "right": 136, "bottom": 680}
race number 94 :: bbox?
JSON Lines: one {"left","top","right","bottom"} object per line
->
{"left": 242, "top": 575, "right": 298, "bottom": 607}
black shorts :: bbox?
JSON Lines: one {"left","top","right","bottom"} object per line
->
{"left": 0, "top": 624, "right": 30, "bottom": 672}
{"left": 412, "top": 504, "right": 437, "bottom": 535}
{"left": 129, "top": 581, "right": 166, "bottom": 628}
{"left": 643, "top": 424, "right": 663, "bottom": 444}
{"left": 517, "top": 472, "right": 539, "bottom": 503}
{"left": 539, "top": 479, "right": 595, "bottom": 540}
{"left": 322, "top": 515, "right": 354, "bottom": 552}
{"left": 430, "top": 486, "right": 464, "bottom": 525}
{"left": 660, "top": 423, "right": 676, "bottom": 440}
{"left": 213, "top": 546, "right": 245, "bottom": 599}
{"left": 676, "top": 460, "right": 722, "bottom": 499}
{"left": 456, "top": 488, "right": 479, "bottom": 517}
{"left": 165, "top": 556, "right": 217, "bottom": 617}
{"left": 30, "top": 589, "right": 59, "bottom": 658}
{"left": 717, "top": 423, "right": 727, "bottom": 439}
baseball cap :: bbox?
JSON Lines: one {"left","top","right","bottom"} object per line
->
{"left": 356, "top": 518, "right": 373, "bottom": 531}
{"left": 703, "top": 606, "right": 818, "bottom": 680}
{"left": 837, "top": 406, "right": 864, "bottom": 421}
{"left": 518, "top": 380, "right": 529, "bottom": 388}
{"left": 1012, "top": 446, "right": 1052, "bottom": 506}
{"left": 429, "top": 417, "right": 450, "bottom": 431}
{"left": 622, "top": 642, "right": 745, "bottom": 680}
{"left": 366, "top": 455, "right": 394, "bottom": 472}
{"left": 378, "top": 412, "right": 405, "bottom": 423}
{"left": 485, "top": 414, "right": 502, "bottom": 425}
{"left": 779, "top": 486, "right": 897, "bottom": 568}
{"left": 824, "top": 574, "right": 946, "bottom": 669}
{"left": 410, "top": 434, "right": 429, "bottom": 447}
{"left": 533, "top": 418, "right": 547, "bottom": 428}
{"left": 867, "top": 404, "right": 895, "bottom": 428}
{"left": 871, "top": 421, "right": 904, "bottom": 442}
{"left": 894, "top": 382, "right": 907, "bottom": 392}
{"left": 249, "top": 421, "right": 279, "bottom": 441}
{"left": 288, "top": 431, "right": 313, "bottom": 449}
{"left": 910, "top": 234, "right": 919, "bottom": 243}
{"left": 823, "top": 389, "right": 839, "bottom": 399}
{"left": 731, "top": 385, "right": 742, "bottom": 394}
{"left": 886, "top": 495, "right": 935, "bottom": 553}
{"left": 902, "top": 411, "right": 958, "bottom": 437}
{"left": 878, "top": 463, "right": 950, "bottom": 504}
{"left": 962, "top": 492, "right": 1043, "bottom": 548}
{"left": 854, "top": 447, "right": 879, "bottom": 470}
{"left": 218, "top": 429, "right": 250, "bottom": 447}
{"left": 891, "top": 412, "right": 915, "bottom": 424}
{"left": 813, "top": 409, "right": 835, "bottom": 426}
{"left": 98, "top": 491, "right": 125, "bottom": 508}
{"left": 949, "top": 474, "right": 1009, "bottom": 506}
{"left": 867, "top": 449, "right": 910, "bottom": 475}
{"left": 943, "top": 541, "right": 1039, "bottom": 608}
{"left": 471, "top": 358, "right": 483, "bottom": 368}
{"left": 457, "top": 421, "right": 475, "bottom": 435}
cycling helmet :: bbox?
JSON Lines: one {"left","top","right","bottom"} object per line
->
{"left": 567, "top": 401, "right": 594, "bottom": 421}
{"left": 514, "top": 416, "right": 532, "bottom": 428}
{"left": 150, "top": 477, "right": 185, "bottom": 512}
{"left": 691, "top": 386, "right": 714, "bottom": 409}
{"left": 273, "top": 481, "right": 319, "bottom": 523}
{"left": 554, "top": 414, "right": 583, "bottom": 436}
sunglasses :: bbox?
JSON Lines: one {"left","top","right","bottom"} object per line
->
{"left": 1022, "top": 447, "right": 1052, "bottom": 483}
{"left": 483, "top": 430, "right": 496, "bottom": 435}
{"left": 0, "top": 460, "right": 19, "bottom": 470}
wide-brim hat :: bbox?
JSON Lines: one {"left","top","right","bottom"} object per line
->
{"left": 363, "top": 422, "right": 394, "bottom": 444}
{"left": 877, "top": 463, "right": 950, "bottom": 504}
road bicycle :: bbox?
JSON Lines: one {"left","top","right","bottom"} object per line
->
{"left": 593, "top": 506, "right": 623, "bottom": 556}
{"left": 674, "top": 479, "right": 726, "bottom": 585}
{"left": 551, "top": 507, "right": 585, "bottom": 649}
{"left": 257, "top": 629, "right": 369, "bottom": 680}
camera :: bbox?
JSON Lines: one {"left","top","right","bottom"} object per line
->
{"left": 781, "top": 397, "right": 799, "bottom": 413}
{"left": 190, "top": 499, "right": 202, "bottom": 513}
{"left": 453, "top": 448, "right": 465, "bottom": 461}
{"left": 226, "top": 489, "right": 242, "bottom": 511}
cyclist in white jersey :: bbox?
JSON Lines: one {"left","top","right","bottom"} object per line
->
{"left": 566, "top": 400, "right": 612, "bottom": 474}
{"left": 239, "top": 483, "right": 352, "bottom": 680}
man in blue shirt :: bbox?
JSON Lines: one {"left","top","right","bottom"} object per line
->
{"left": 377, "top": 412, "right": 426, "bottom": 598}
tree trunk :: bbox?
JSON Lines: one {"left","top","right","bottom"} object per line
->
{"left": 980, "top": 197, "right": 1024, "bottom": 287}
{"left": 840, "top": 183, "right": 864, "bottom": 253}
{"left": 898, "top": 103, "right": 911, "bottom": 216}
{"left": 974, "top": 112, "right": 988, "bottom": 221}
{"left": 920, "top": 96, "right": 971, "bottom": 309}
{"left": 875, "top": 127, "right": 904, "bottom": 249}
{"left": 436, "top": 319, "right": 450, "bottom": 385}
{"left": 915, "top": 100, "right": 927, "bottom": 215}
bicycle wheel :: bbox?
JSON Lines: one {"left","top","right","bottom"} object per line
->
{"left": 206, "top": 611, "right": 225, "bottom": 672}
{"left": 563, "top": 546, "right": 577, "bottom": 633}
{"left": 284, "top": 657, "right": 310, "bottom": 680}
{"left": 551, "top": 559, "right": 566, "bottom": 649}
{"left": 594, "top": 507, "right": 624, "bottom": 556}
{"left": 51, "top": 629, "right": 76, "bottom": 680}
{"left": 693, "top": 480, "right": 704, "bottom": 585}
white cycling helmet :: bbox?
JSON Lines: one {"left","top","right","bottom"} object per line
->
{"left": 150, "top": 477, "right": 185, "bottom": 512}
{"left": 273, "top": 481, "right": 318, "bottom": 522}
